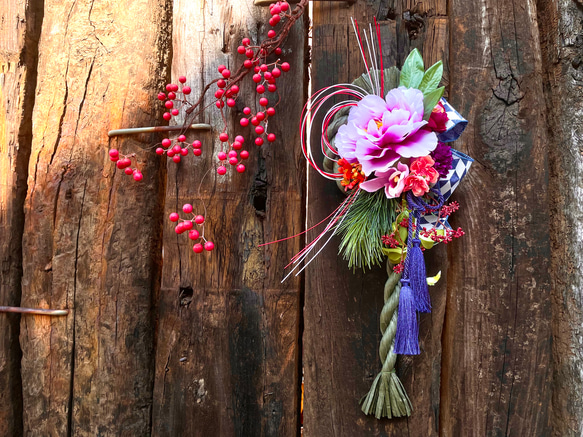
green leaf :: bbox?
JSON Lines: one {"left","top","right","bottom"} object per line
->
{"left": 418, "top": 61, "right": 443, "bottom": 94}
{"left": 382, "top": 247, "right": 406, "bottom": 265}
{"left": 423, "top": 86, "right": 445, "bottom": 120}
{"left": 399, "top": 49, "right": 425, "bottom": 89}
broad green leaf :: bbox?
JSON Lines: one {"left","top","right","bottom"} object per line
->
{"left": 420, "top": 234, "right": 435, "bottom": 250}
{"left": 399, "top": 49, "right": 425, "bottom": 88}
{"left": 419, "top": 61, "right": 443, "bottom": 94}
{"left": 382, "top": 247, "right": 406, "bottom": 265}
{"left": 392, "top": 210, "right": 410, "bottom": 244}
{"left": 423, "top": 86, "right": 445, "bottom": 120}
{"left": 426, "top": 271, "right": 442, "bottom": 286}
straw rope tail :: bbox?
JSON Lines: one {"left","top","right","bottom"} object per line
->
{"left": 360, "top": 260, "right": 412, "bottom": 419}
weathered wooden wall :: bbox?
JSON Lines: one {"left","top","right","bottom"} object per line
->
{"left": 305, "top": 0, "right": 554, "bottom": 436}
{"left": 150, "top": 0, "right": 306, "bottom": 435}
{"left": 440, "top": 0, "right": 552, "bottom": 434}
{"left": 538, "top": 0, "right": 583, "bottom": 435}
{"left": 0, "top": 0, "right": 43, "bottom": 435}
{"left": 16, "top": 0, "right": 171, "bottom": 435}
{"left": 304, "top": 1, "right": 451, "bottom": 436}
{"left": 2, "top": 0, "right": 583, "bottom": 436}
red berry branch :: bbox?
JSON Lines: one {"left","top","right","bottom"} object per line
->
{"left": 169, "top": 204, "right": 214, "bottom": 253}
{"left": 107, "top": 0, "right": 308, "bottom": 254}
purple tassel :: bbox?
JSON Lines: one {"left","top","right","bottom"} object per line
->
{"left": 394, "top": 279, "right": 420, "bottom": 355}
{"left": 409, "top": 238, "right": 431, "bottom": 313}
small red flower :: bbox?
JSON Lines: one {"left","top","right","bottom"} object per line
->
{"left": 428, "top": 102, "right": 449, "bottom": 133}
{"left": 410, "top": 155, "right": 439, "bottom": 184}
{"left": 393, "top": 261, "right": 405, "bottom": 274}
{"left": 403, "top": 173, "right": 430, "bottom": 196}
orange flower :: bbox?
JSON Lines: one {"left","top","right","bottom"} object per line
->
{"left": 338, "top": 158, "right": 366, "bottom": 191}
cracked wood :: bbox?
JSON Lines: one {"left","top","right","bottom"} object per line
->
{"left": 440, "top": 0, "right": 552, "bottom": 435}
{"left": 18, "top": 0, "right": 170, "bottom": 435}
{"left": 0, "top": 0, "right": 43, "bottom": 435}
{"left": 150, "top": 1, "right": 306, "bottom": 436}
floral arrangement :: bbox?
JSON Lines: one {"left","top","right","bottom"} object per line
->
{"left": 289, "top": 21, "right": 473, "bottom": 418}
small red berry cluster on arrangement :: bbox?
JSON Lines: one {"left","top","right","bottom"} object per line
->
{"left": 381, "top": 200, "right": 466, "bottom": 274}
{"left": 169, "top": 203, "right": 214, "bottom": 253}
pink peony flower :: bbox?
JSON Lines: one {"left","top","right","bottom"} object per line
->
{"left": 335, "top": 87, "right": 438, "bottom": 176}
{"left": 360, "top": 162, "right": 410, "bottom": 198}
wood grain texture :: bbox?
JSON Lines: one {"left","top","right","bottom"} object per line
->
{"left": 0, "top": 0, "right": 43, "bottom": 435}
{"left": 18, "top": 0, "right": 170, "bottom": 435}
{"left": 304, "top": 1, "right": 449, "bottom": 435}
{"left": 151, "top": 1, "right": 306, "bottom": 436}
{"left": 440, "top": 0, "right": 552, "bottom": 435}
{"left": 537, "top": 0, "right": 583, "bottom": 435}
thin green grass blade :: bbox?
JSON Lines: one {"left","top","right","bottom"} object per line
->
{"left": 335, "top": 190, "right": 397, "bottom": 270}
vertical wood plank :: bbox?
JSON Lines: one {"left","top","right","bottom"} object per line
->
{"left": 19, "top": 0, "right": 171, "bottom": 435}
{"left": 0, "top": 0, "right": 43, "bottom": 435}
{"left": 304, "top": 1, "right": 449, "bottom": 435}
{"left": 440, "top": 0, "right": 552, "bottom": 434}
{"left": 537, "top": 0, "right": 583, "bottom": 435}
{"left": 151, "top": 1, "right": 306, "bottom": 436}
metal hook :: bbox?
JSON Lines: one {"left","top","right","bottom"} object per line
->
{"left": 0, "top": 306, "right": 69, "bottom": 316}
{"left": 108, "top": 123, "right": 212, "bottom": 137}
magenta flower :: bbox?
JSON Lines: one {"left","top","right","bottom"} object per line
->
{"left": 360, "top": 162, "right": 410, "bottom": 198}
{"left": 335, "top": 87, "right": 438, "bottom": 176}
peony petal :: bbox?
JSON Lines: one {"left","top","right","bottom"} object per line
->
{"left": 384, "top": 88, "right": 406, "bottom": 111}
{"left": 359, "top": 150, "right": 400, "bottom": 175}
{"left": 347, "top": 94, "right": 387, "bottom": 127}
{"left": 360, "top": 177, "right": 388, "bottom": 193}
{"left": 385, "top": 184, "right": 402, "bottom": 198}
{"left": 335, "top": 123, "right": 361, "bottom": 163}
{"left": 396, "top": 161, "right": 410, "bottom": 173}
{"left": 381, "top": 108, "right": 410, "bottom": 128}
{"left": 374, "top": 167, "right": 398, "bottom": 179}
{"left": 397, "top": 87, "right": 425, "bottom": 122}
{"left": 367, "top": 119, "right": 380, "bottom": 136}
{"left": 392, "top": 129, "right": 438, "bottom": 158}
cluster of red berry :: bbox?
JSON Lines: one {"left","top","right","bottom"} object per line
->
{"left": 169, "top": 203, "right": 214, "bottom": 253}
{"left": 420, "top": 227, "right": 465, "bottom": 244}
{"left": 108, "top": 0, "right": 300, "bottom": 255}
{"left": 381, "top": 233, "right": 402, "bottom": 249}
{"left": 392, "top": 262, "right": 405, "bottom": 274}
{"left": 438, "top": 201, "right": 460, "bottom": 218}
{"left": 155, "top": 76, "right": 204, "bottom": 164}
{"left": 108, "top": 150, "right": 143, "bottom": 181}
{"left": 268, "top": 1, "right": 290, "bottom": 26}
{"left": 239, "top": 60, "right": 289, "bottom": 148}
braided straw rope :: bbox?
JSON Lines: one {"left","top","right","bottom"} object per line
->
{"left": 360, "top": 260, "right": 412, "bottom": 418}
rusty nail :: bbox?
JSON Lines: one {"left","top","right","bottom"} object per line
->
{"left": 0, "top": 306, "right": 69, "bottom": 316}
{"left": 108, "top": 123, "right": 212, "bottom": 137}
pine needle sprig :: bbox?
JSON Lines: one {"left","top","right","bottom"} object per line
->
{"left": 335, "top": 190, "right": 397, "bottom": 270}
